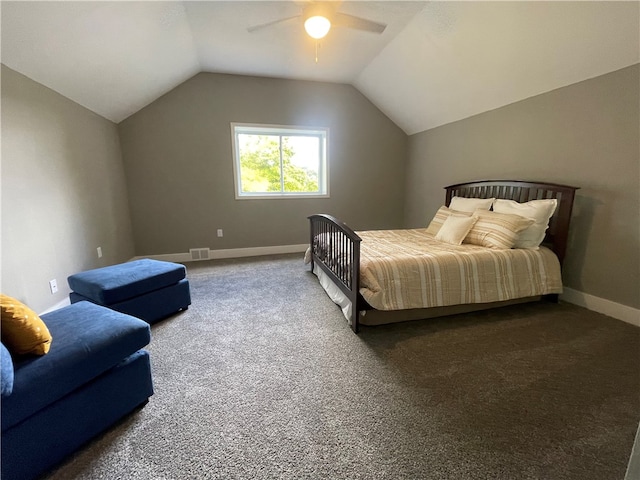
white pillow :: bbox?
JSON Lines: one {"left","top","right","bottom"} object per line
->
{"left": 426, "top": 206, "right": 471, "bottom": 235}
{"left": 435, "top": 215, "right": 478, "bottom": 245}
{"left": 449, "top": 196, "right": 495, "bottom": 213}
{"left": 493, "top": 198, "right": 558, "bottom": 248}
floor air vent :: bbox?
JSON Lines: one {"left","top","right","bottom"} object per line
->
{"left": 189, "top": 248, "right": 210, "bottom": 261}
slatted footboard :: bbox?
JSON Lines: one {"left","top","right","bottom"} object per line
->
{"left": 308, "top": 214, "right": 362, "bottom": 332}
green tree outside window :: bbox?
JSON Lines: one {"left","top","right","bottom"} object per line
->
{"left": 232, "top": 124, "right": 328, "bottom": 198}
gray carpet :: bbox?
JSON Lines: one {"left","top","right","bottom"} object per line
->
{"left": 45, "top": 254, "right": 640, "bottom": 480}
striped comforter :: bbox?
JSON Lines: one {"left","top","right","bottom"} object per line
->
{"left": 358, "top": 229, "right": 563, "bottom": 311}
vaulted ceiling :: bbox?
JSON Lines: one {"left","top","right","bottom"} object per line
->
{"left": 2, "top": 1, "right": 638, "bottom": 135}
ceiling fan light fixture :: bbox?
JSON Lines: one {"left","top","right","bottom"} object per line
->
{"left": 304, "top": 15, "right": 331, "bottom": 39}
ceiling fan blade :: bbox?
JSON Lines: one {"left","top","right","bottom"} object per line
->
{"left": 333, "top": 12, "right": 386, "bottom": 34}
{"left": 247, "top": 15, "right": 301, "bottom": 33}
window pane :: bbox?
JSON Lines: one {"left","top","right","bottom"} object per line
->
{"left": 283, "top": 136, "right": 320, "bottom": 193}
{"left": 238, "top": 134, "right": 281, "bottom": 193}
{"left": 232, "top": 123, "right": 328, "bottom": 198}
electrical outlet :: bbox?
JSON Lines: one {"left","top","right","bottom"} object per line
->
{"left": 217, "top": 229, "right": 223, "bottom": 238}
{"left": 49, "top": 279, "right": 58, "bottom": 294}
{"left": 97, "top": 246, "right": 103, "bottom": 258}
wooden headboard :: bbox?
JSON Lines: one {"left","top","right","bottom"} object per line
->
{"left": 445, "top": 180, "right": 579, "bottom": 267}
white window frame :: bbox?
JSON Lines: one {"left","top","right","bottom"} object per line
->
{"left": 231, "top": 123, "right": 329, "bottom": 199}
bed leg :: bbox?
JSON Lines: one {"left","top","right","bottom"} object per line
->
{"left": 351, "top": 310, "right": 359, "bottom": 333}
{"left": 543, "top": 294, "right": 559, "bottom": 303}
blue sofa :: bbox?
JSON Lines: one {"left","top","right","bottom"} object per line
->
{"left": 1, "top": 301, "right": 154, "bottom": 480}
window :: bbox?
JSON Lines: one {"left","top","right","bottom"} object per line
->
{"left": 231, "top": 123, "right": 328, "bottom": 199}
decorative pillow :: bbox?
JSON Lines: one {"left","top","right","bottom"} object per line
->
{"left": 449, "top": 196, "right": 495, "bottom": 213}
{"left": 435, "top": 215, "right": 478, "bottom": 245}
{"left": 464, "top": 210, "right": 535, "bottom": 249}
{"left": 0, "top": 294, "right": 52, "bottom": 356}
{"left": 426, "top": 206, "right": 472, "bottom": 235}
{"left": 492, "top": 198, "right": 558, "bottom": 248}
{"left": 1, "top": 342, "right": 14, "bottom": 397}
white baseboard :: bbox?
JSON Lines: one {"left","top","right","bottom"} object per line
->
{"left": 626, "top": 420, "right": 640, "bottom": 480}
{"left": 62, "top": 248, "right": 639, "bottom": 329}
{"left": 561, "top": 287, "right": 640, "bottom": 327}
{"left": 134, "top": 244, "right": 308, "bottom": 264}
{"left": 40, "top": 245, "right": 308, "bottom": 315}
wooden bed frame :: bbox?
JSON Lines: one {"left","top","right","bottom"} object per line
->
{"left": 308, "top": 180, "right": 579, "bottom": 333}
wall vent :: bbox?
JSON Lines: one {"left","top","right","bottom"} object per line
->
{"left": 189, "top": 248, "right": 210, "bottom": 261}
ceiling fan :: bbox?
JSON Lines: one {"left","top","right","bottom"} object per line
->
{"left": 247, "top": 1, "right": 387, "bottom": 40}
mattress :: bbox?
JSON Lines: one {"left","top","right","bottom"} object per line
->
{"left": 311, "top": 228, "right": 563, "bottom": 321}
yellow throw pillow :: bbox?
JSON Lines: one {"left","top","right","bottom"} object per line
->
{"left": 1, "top": 294, "right": 52, "bottom": 355}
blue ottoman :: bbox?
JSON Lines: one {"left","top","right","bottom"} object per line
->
{"left": 67, "top": 259, "right": 191, "bottom": 323}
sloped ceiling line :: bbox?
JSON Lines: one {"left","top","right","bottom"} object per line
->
{"left": 1, "top": 1, "right": 638, "bottom": 133}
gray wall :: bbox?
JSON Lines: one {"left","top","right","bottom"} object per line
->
{"left": 118, "top": 73, "right": 407, "bottom": 255}
{"left": 1, "top": 65, "right": 135, "bottom": 313}
{"left": 3, "top": 62, "right": 635, "bottom": 313}
{"left": 404, "top": 64, "right": 640, "bottom": 309}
